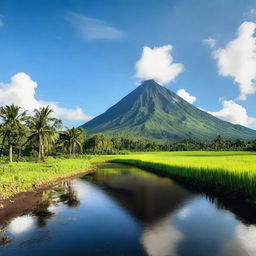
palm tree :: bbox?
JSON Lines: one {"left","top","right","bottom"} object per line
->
{"left": 26, "top": 106, "right": 61, "bottom": 161}
{"left": 0, "top": 104, "right": 27, "bottom": 162}
{"left": 60, "top": 127, "right": 86, "bottom": 156}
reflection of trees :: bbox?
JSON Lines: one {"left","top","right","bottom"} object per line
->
{"left": 208, "top": 196, "right": 256, "bottom": 225}
{"left": 0, "top": 221, "right": 12, "bottom": 248}
{"left": 59, "top": 181, "right": 80, "bottom": 208}
{"left": 175, "top": 178, "right": 256, "bottom": 226}
{"left": 0, "top": 181, "right": 80, "bottom": 245}
{"left": 32, "top": 182, "right": 80, "bottom": 227}
{"left": 32, "top": 190, "right": 54, "bottom": 227}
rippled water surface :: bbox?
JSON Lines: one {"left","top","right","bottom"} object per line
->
{"left": 1, "top": 163, "right": 256, "bottom": 256}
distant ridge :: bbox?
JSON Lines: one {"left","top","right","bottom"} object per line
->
{"left": 81, "top": 80, "right": 256, "bottom": 140}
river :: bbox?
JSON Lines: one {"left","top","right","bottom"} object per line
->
{"left": 0, "top": 163, "right": 256, "bottom": 256}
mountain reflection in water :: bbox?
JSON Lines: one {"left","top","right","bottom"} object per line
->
{"left": 0, "top": 163, "right": 256, "bottom": 256}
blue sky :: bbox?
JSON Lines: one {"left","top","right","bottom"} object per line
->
{"left": 0, "top": 0, "right": 256, "bottom": 128}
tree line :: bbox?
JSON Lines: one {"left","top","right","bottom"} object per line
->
{"left": 0, "top": 104, "right": 255, "bottom": 163}
{"left": 0, "top": 104, "right": 85, "bottom": 162}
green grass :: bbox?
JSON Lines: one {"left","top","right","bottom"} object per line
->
{"left": 2, "top": 151, "right": 256, "bottom": 201}
{"left": 0, "top": 157, "right": 97, "bottom": 199}
{"left": 111, "top": 151, "right": 256, "bottom": 197}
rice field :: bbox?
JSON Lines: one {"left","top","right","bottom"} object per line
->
{"left": 111, "top": 151, "right": 256, "bottom": 197}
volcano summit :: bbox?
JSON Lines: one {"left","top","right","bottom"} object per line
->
{"left": 81, "top": 80, "right": 256, "bottom": 140}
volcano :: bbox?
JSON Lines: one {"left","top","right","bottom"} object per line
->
{"left": 81, "top": 80, "right": 256, "bottom": 140}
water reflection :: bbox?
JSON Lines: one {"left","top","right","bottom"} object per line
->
{"left": 222, "top": 224, "right": 256, "bottom": 256}
{"left": 0, "top": 163, "right": 256, "bottom": 256}
{"left": 8, "top": 216, "right": 35, "bottom": 234}
{"left": 141, "top": 215, "right": 183, "bottom": 256}
{"left": 0, "top": 221, "right": 12, "bottom": 248}
{"left": 90, "top": 164, "right": 191, "bottom": 223}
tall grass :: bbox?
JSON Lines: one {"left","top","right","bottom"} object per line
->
{"left": 0, "top": 157, "right": 94, "bottom": 199}
{"left": 111, "top": 151, "right": 256, "bottom": 197}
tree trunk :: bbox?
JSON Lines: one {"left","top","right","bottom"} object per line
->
{"left": 38, "top": 135, "right": 42, "bottom": 162}
{"left": 18, "top": 148, "right": 21, "bottom": 161}
{"left": 0, "top": 131, "right": 7, "bottom": 159}
{"left": 41, "top": 144, "right": 45, "bottom": 161}
{"left": 69, "top": 145, "right": 72, "bottom": 157}
{"left": 9, "top": 144, "right": 12, "bottom": 163}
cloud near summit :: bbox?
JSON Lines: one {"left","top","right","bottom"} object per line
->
{"left": 0, "top": 73, "right": 91, "bottom": 122}
{"left": 177, "top": 89, "right": 197, "bottom": 104}
{"left": 135, "top": 45, "right": 184, "bottom": 85}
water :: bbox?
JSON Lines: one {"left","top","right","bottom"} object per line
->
{"left": 1, "top": 163, "right": 256, "bottom": 256}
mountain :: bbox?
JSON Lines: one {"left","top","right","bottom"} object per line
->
{"left": 81, "top": 80, "right": 256, "bottom": 140}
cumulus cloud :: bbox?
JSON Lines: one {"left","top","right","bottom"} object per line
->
{"left": 0, "top": 73, "right": 91, "bottom": 122}
{"left": 135, "top": 45, "right": 184, "bottom": 85}
{"left": 203, "top": 37, "right": 216, "bottom": 48}
{"left": 66, "top": 11, "right": 124, "bottom": 40}
{"left": 0, "top": 14, "right": 4, "bottom": 27}
{"left": 177, "top": 89, "right": 197, "bottom": 104}
{"left": 213, "top": 22, "right": 256, "bottom": 100}
{"left": 209, "top": 100, "right": 256, "bottom": 128}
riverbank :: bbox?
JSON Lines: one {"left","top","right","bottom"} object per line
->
{"left": 1, "top": 151, "right": 256, "bottom": 210}
{"left": 111, "top": 151, "right": 256, "bottom": 201}
{"left": 0, "top": 157, "right": 99, "bottom": 202}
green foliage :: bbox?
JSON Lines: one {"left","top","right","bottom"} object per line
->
{"left": 82, "top": 80, "right": 256, "bottom": 141}
{"left": 0, "top": 104, "right": 28, "bottom": 162}
{"left": 60, "top": 127, "right": 86, "bottom": 155}
{"left": 0, "top": 157, "right": 93, "bottom": 199}
{"left": 26, "top": 106, "right": 62, "bottom": 161}
{"left": 84, "top": 133, "right": 113, "bottom": 154}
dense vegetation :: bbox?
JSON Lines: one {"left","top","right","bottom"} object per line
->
{"left": 1, "top": 104, "right": 256, "bottom": 201}
{"left": 0, "top": 103, "right": 255, "bottom": 163}
{"left": 0, "top": 104, "right": 89, "bottom": 162}
{"left": 82, "top": 80, "right": 256, "bottom": 140}
{"left": 111, "top": 152, "right": 256, "bottom": 198}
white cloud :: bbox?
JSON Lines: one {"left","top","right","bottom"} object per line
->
{"left": 66, "top": 11, "right": 124, "bottom": 40}
{"left": 203, "top": 37, "right": 216, "bottom": 48}
{"left": 213, "top": 22, "right": 256, "bottom": 100}
{"left": 0, "top": 73, "right": 91, "bottom": 122}
{"left": 209, "top": 100, "right": 256, "bottom": 128}
{"left": 8, "top": 216, "right": 35, "bottom": 234}
{"left": 135, "top": 45, "right": 184, "bottom": 85}
{"left": 177, "top": 89, "right": 197, "bottom": 104}
{"left": 0, "top": 14, "right": 4, "bottom": 27}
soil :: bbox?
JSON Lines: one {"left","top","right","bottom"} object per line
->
{"left": 0, "top": 166, "right": 97, "bottom": 224}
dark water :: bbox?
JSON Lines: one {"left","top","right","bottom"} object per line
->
{"left": 1, "top": 163, "right": 256, "bottom": 256}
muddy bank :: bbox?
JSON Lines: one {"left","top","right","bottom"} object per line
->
{"left": 0, "top": 166, "right": 96, "bottom": 224}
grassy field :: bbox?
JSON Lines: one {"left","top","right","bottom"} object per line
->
{"left": 111, "top": 151, "right": 256, "bottom": 198}
{"left": 0, "top": 157, "right": 96, "bottom": 199}
{"left": 1, "top": 151, "right": 256, "bottom": 201}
